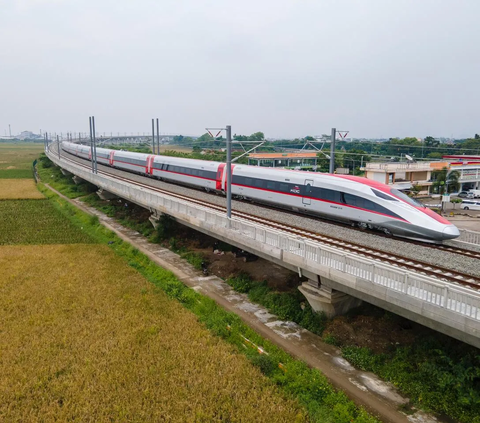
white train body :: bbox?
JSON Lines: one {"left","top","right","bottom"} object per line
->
{"left": 62, "top": 142, "right": 460, "bottom": 242}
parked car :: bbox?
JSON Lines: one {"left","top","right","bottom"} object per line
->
{"left": 457, "top": 191, "right": 470, "bottom": 198}
{"left": 461, "top": 200, "right": 480, "bottom": 211}
{"left": 468, "top": 189, "right": 480, "bottom": 198}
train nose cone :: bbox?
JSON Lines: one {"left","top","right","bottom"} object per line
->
{"left": 442, "top": 225, "right": 460, "bottom": 240}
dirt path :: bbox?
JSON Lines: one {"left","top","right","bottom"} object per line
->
{"left": 45, "top": 184, "right": 442, "bottom": 423}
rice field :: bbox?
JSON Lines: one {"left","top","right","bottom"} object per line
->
{"left": 0, "top": 142, "right": 43, "bottom": 177}
{"left": 0, "top": 244, "right": 306, "bottom": 422}
{"left": 0, "top": 179, "right": 44, "bottom": 199}
{"left": 0, "top": 199, "right": 94, "bottom": 245}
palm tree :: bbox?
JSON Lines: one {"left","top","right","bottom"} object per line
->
{"left": 431, "top": 167, "right": 460, "bottom": 195}
{"left": 409, "top": 184, "right": 421, "bottom": 198}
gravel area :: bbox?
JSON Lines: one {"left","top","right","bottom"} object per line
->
{"left": 70, "top": 156, "right": 480, "bottom": 280}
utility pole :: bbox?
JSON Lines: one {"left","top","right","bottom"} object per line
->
{"left": 226, "top": 125, "right": 232, "bottom": 219}
{"left": 89, "top": 117, "right": 95, "bottom": 173}
{"left": 205, "top": 125, "right": 233, "bottom": 220}
{"left": 92, "top": 117, "right": 98, "bottom": 173}
{"left": 156, "top": 118, "right": 160, "bottom": 154}
{"left": 151, "top": 119, "right": 155, "bottom": 153}
{"left": 9, "top": 124, "right": 11, "bottom": 138}
{"left": 329, "top": 128, "right": 336, "bottom": 174}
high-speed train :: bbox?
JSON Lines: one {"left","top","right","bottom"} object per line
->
{"left": 62, "top": 141, "right": 460, "bottom": 242}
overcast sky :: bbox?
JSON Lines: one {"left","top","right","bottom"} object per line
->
{"left": 1, "top": 0, "right": 479, "bottom": 139}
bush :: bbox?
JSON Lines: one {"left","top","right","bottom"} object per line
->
{"left": 226, "top": 275, "right": 327, "bottom": 336}
{"left": 153, "top": 214, "right": 176, "bottom": 241}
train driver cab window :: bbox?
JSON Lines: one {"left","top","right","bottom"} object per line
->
{"left": 372, "top": 189, "right": 398, "bottom": 201}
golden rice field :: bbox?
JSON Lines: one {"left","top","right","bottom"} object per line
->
{"left": 0, "top": 179, "right": 44, "bottom": 199}
{"left": 0, "top": 244, "right": 307, "bottom": 422}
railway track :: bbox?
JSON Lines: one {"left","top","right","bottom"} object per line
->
{"left": 54, "top": 151, "right": 480, "bottom": 290}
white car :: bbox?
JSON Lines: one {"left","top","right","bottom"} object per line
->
{"left": 461, "top": 200, "right": 480, "bottom": 211}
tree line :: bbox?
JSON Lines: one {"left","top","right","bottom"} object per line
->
{"left": 166, "top": 132, "right": 480, "bottom": 175}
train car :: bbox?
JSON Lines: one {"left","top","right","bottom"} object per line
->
{"left": 61, "top": 142, "right": 459, "bottom": 242}
{"left": 229, "top": 165, "right": 459, "bottom": 241}
{"left": 61, "top": 142, "right": 114, "bottom": 165}
{"left": 150, "top": 155, "right": 220, "bottom": 192}
{"left": 110, "top": 150, "right": 150, "bottom": 174}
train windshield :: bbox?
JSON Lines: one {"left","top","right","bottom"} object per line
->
{"left": 372, "top": 189, "right": 398, "bottom": 201}
{"left": 390, "top": 189, "right": 425, "bottom": 207}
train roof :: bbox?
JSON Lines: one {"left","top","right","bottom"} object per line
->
{"left": 153, "top": 155, "right": 220, "bottom": 167}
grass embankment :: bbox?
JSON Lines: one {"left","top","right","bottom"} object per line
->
{"left": 37, "top": 154, "right": 97, "bottom": 198}
{"left": 231, "top": 270, "right": 480, "bottom": 422}
{"left": 0, "top": 244, "right": 306, "bottom": 422}
{"left": 33, "top": 163, "right": 379, "bottom": 422}
{"left": 37, "top": 154, "right": 480, "bottom": 423}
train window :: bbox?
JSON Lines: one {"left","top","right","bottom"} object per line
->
{"left": 244, "top": 178, "right": 252, "bottom": 186}
{"left": 254, "top": 179, "right": 265, "bottom": 188}
{"left": 305, "top": 184, "right": 312, "bottom": 195}
{"left": 343, "top": 193, "right": 361, "bottom": 207}
{"left": 391, "top": 189, "right": 424, "bottom": 207}
{"left": 318, "top": 188, "right": 342, "bottom": 203}
{"left": 267, "top": 181, "right": 276, "bottom": 190}
{"left": 372, "top": 189, "right": 398, "bottom": 201}
{"left": 363, "top": 199, "right": 380, "bottom": 212}
{"left": 279, "top": 183, "right": 289, "bottom": 193}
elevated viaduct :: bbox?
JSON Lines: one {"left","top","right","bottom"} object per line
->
{"left": 45, "top": 142, "right": 480, "bottom": 348}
